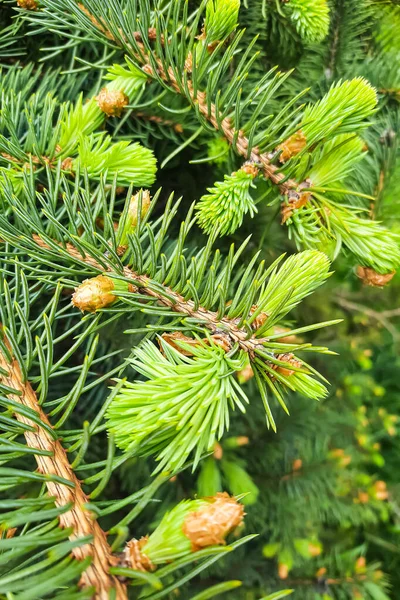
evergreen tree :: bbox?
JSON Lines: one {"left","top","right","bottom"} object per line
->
{"left": 0, "top": 1, "right": 399, "bottom": 599}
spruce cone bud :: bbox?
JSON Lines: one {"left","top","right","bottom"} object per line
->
{"left": 72, "top": 276, "right": 117, "bottom": 313}
{"left": 17, "top": 0, "right": 38, "bottom": 9}
{"left": 72, "top": 276, "right": 136, "bottom": 313}
{"left": 61, "top": 157, "right": 74, "bottom": 171}
{"left": 292, "top": 458, "right": 302, "bottom": 471}
{"left": 223, "top": 436, "right": 250, "bottom": 449}
{"left": 236, "top": 436, "right": 249, "bottom": 446}
{"left": 213, "top": 442, "right": 223, "bottom": 460}
{"left": 372, "top": 480, "right": 388, "bottom": 501}
{"left": 182, "top": 492, "right": 245, "bottom": 551}
{"left": 356, "top": 266, "right": 395, "bottom": 287}
{"left": 96, "top": 88, "right": 129, "bottom": 117}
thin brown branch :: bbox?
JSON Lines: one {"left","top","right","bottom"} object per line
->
{"left": 334, "top": 296, "right": 400, "bottom": 342}
{"left": 0, "top": 337, "right": 127, "bottom": 600}
{"left": 133, "top": 111, "right": 184, "bottom": 133}
{"left": 32, "top": 235, "right": 271, "bottom": 358}
{"left": 76, "top": 3, "right": 298, "bottom": 195}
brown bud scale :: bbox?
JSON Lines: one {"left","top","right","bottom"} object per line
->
{"left": 97, "top": 88, "right": 129, "bottom": 117}
{"left": 121, "top": 537, "right": 154, "bottom": 572}
{"left": 272, "top": 353, "right": 302, "bottom": 377}
{"left": 61, "top": 157, "right": 74, "bottom": 171}
{"left": 250, "top": 304, "right": 268, "bottom": 330}
{"left": 182, "top": 492, "right": 244, "bottom": 551}
{"left": 281, "top": 191, "right": 311, "bottom": 224}
{"left": 277, "top": 130, "right": 307, "bottom": 164}
{"left": 160, "top": 332, "right": 202, "bottom": 356}
{"left": 17, "top": 0, "right": 38, "bottom": 8}
{"left": 241, "top": 163, "right": 260, "bottom": 178}
{"left": 356, "top": 266, "right": 395, "bottom": 287}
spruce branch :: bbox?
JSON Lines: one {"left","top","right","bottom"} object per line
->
{"left": 72, "top": 1, "right": 298, "bottom": 195}
{"left": 0, "top": 336, "right": 128, "bottom": 600}
{"left": 32, "top": 234, "right": 325, "bottom": 358}
{"left": 21, "top": 1, "right": 388, "bottom": 278}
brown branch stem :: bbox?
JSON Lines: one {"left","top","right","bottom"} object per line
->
{"left": 334, "top": 296, "right": 400, "bottom": 342}
{"left": 76, "top": 4, "right": 298, "bottom": 195}
{"left": 133, "top": 111, "right": 184, "bottom": 133}
{"left": 0, "top": 337, "right": 127, "bottom": 600}
{"left": 33, "top": 235, "right": 270, "bottom": 357}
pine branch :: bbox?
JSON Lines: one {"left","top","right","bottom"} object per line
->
{"left": 0, "top": 336, "right": 127, "bottom": 600}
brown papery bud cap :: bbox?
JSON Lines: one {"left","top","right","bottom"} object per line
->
{"left": 182, "top": 492, "right": 245, "bottom": 551}
{"left": 121, "top": 537, "right": 154, "bottom": 572}
{"left": 17, "top": 0, "right": 38, "bottom": 9}
{"left": 96, "top": 88, "right": 129, "bottom": 117}
{"left": 277, "top": 130, "right": 307, "bottom": 163}
{"left": 356, "top": 266, "right": 395, "bottom": 287}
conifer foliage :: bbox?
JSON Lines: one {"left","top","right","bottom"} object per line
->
{"left": 0, "top": 0, "right": 399, "bottom": 598}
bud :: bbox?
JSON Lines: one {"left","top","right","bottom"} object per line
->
{"left": 355, "top": 556, "right": 366, "bottom": 573}
{"left": 237, "top": 361, "right": 254, "bottom": 383}
{"left": 278, "top": 563, "right": 289, "bottom": 579}
{"left": 6, "top": 527, "right": 17, "bottom": 539}
{"left": 356, "top": 266, "right": 395, "bottom": 287}
{"left": 160, "top": 332, "right": 201, "bottom": 356}
{"left": 329, "top": 448, "right": 351, "bottom": 467}
{"left": 121, "top": 537, "right": 154, "bottom": 572}
{"left": 117, "top": 190, "right": 151, "bottom": 253}
{"left": 328, "top": 448, "right": 351, "bottom": 467}
{"left": 281, "top": 190, "right": 311, "bottom": 224}
{"left": 72, "top": 275, "right": 136, "bottom": 313}
{"left": 316, "top": 567, "right": 327, "bottom": 579}
{"left": 272, "top": 353, "right": 302, "bottom": 377}
{"left": 96, "top": 87, "right": 129, "bottom": 117}
{"left": 277, "top": 131, "right": 307, "bottom": 163}
{"left": 273, "top": 326, "right": 302, "bottom": 344}
{"left": 372, "top": 480, "right": 388, "bottom": 501}
{"left": 241, "top": 162, "right": 260, "bottom": 179}
{"left": 213, "top": 442, "right": 223, "bottom": 460}
{"left": 61, "top": 157, "right": 74, "bottom": 171}
{"left": 182, "top": 493, "right": 244, "bottom": 551}
{"left": 308, "top": 542, "right": 322, "bottom": 557}
{"left": 236, "top": 436, "right": 249, "bottom": 447}
{"left": 250, "top": 304, "right": 268, "bottom": 330}
{"left": 17, "top": 0, "right": 38, "bottom": 9}
{"left": 292, "top": 458, "right": 302, "bottom": 472}
{"left": 222, "top": 436, "right": 249, "bottom": 449}
{"left": 355, "top": 491, "right": 369, "bottom": 504}
{"left": 210, "top": 333, "right": 231, "bottom": 352}
{"left": 121, "top": 493, "right": 245, "bottom": 571}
